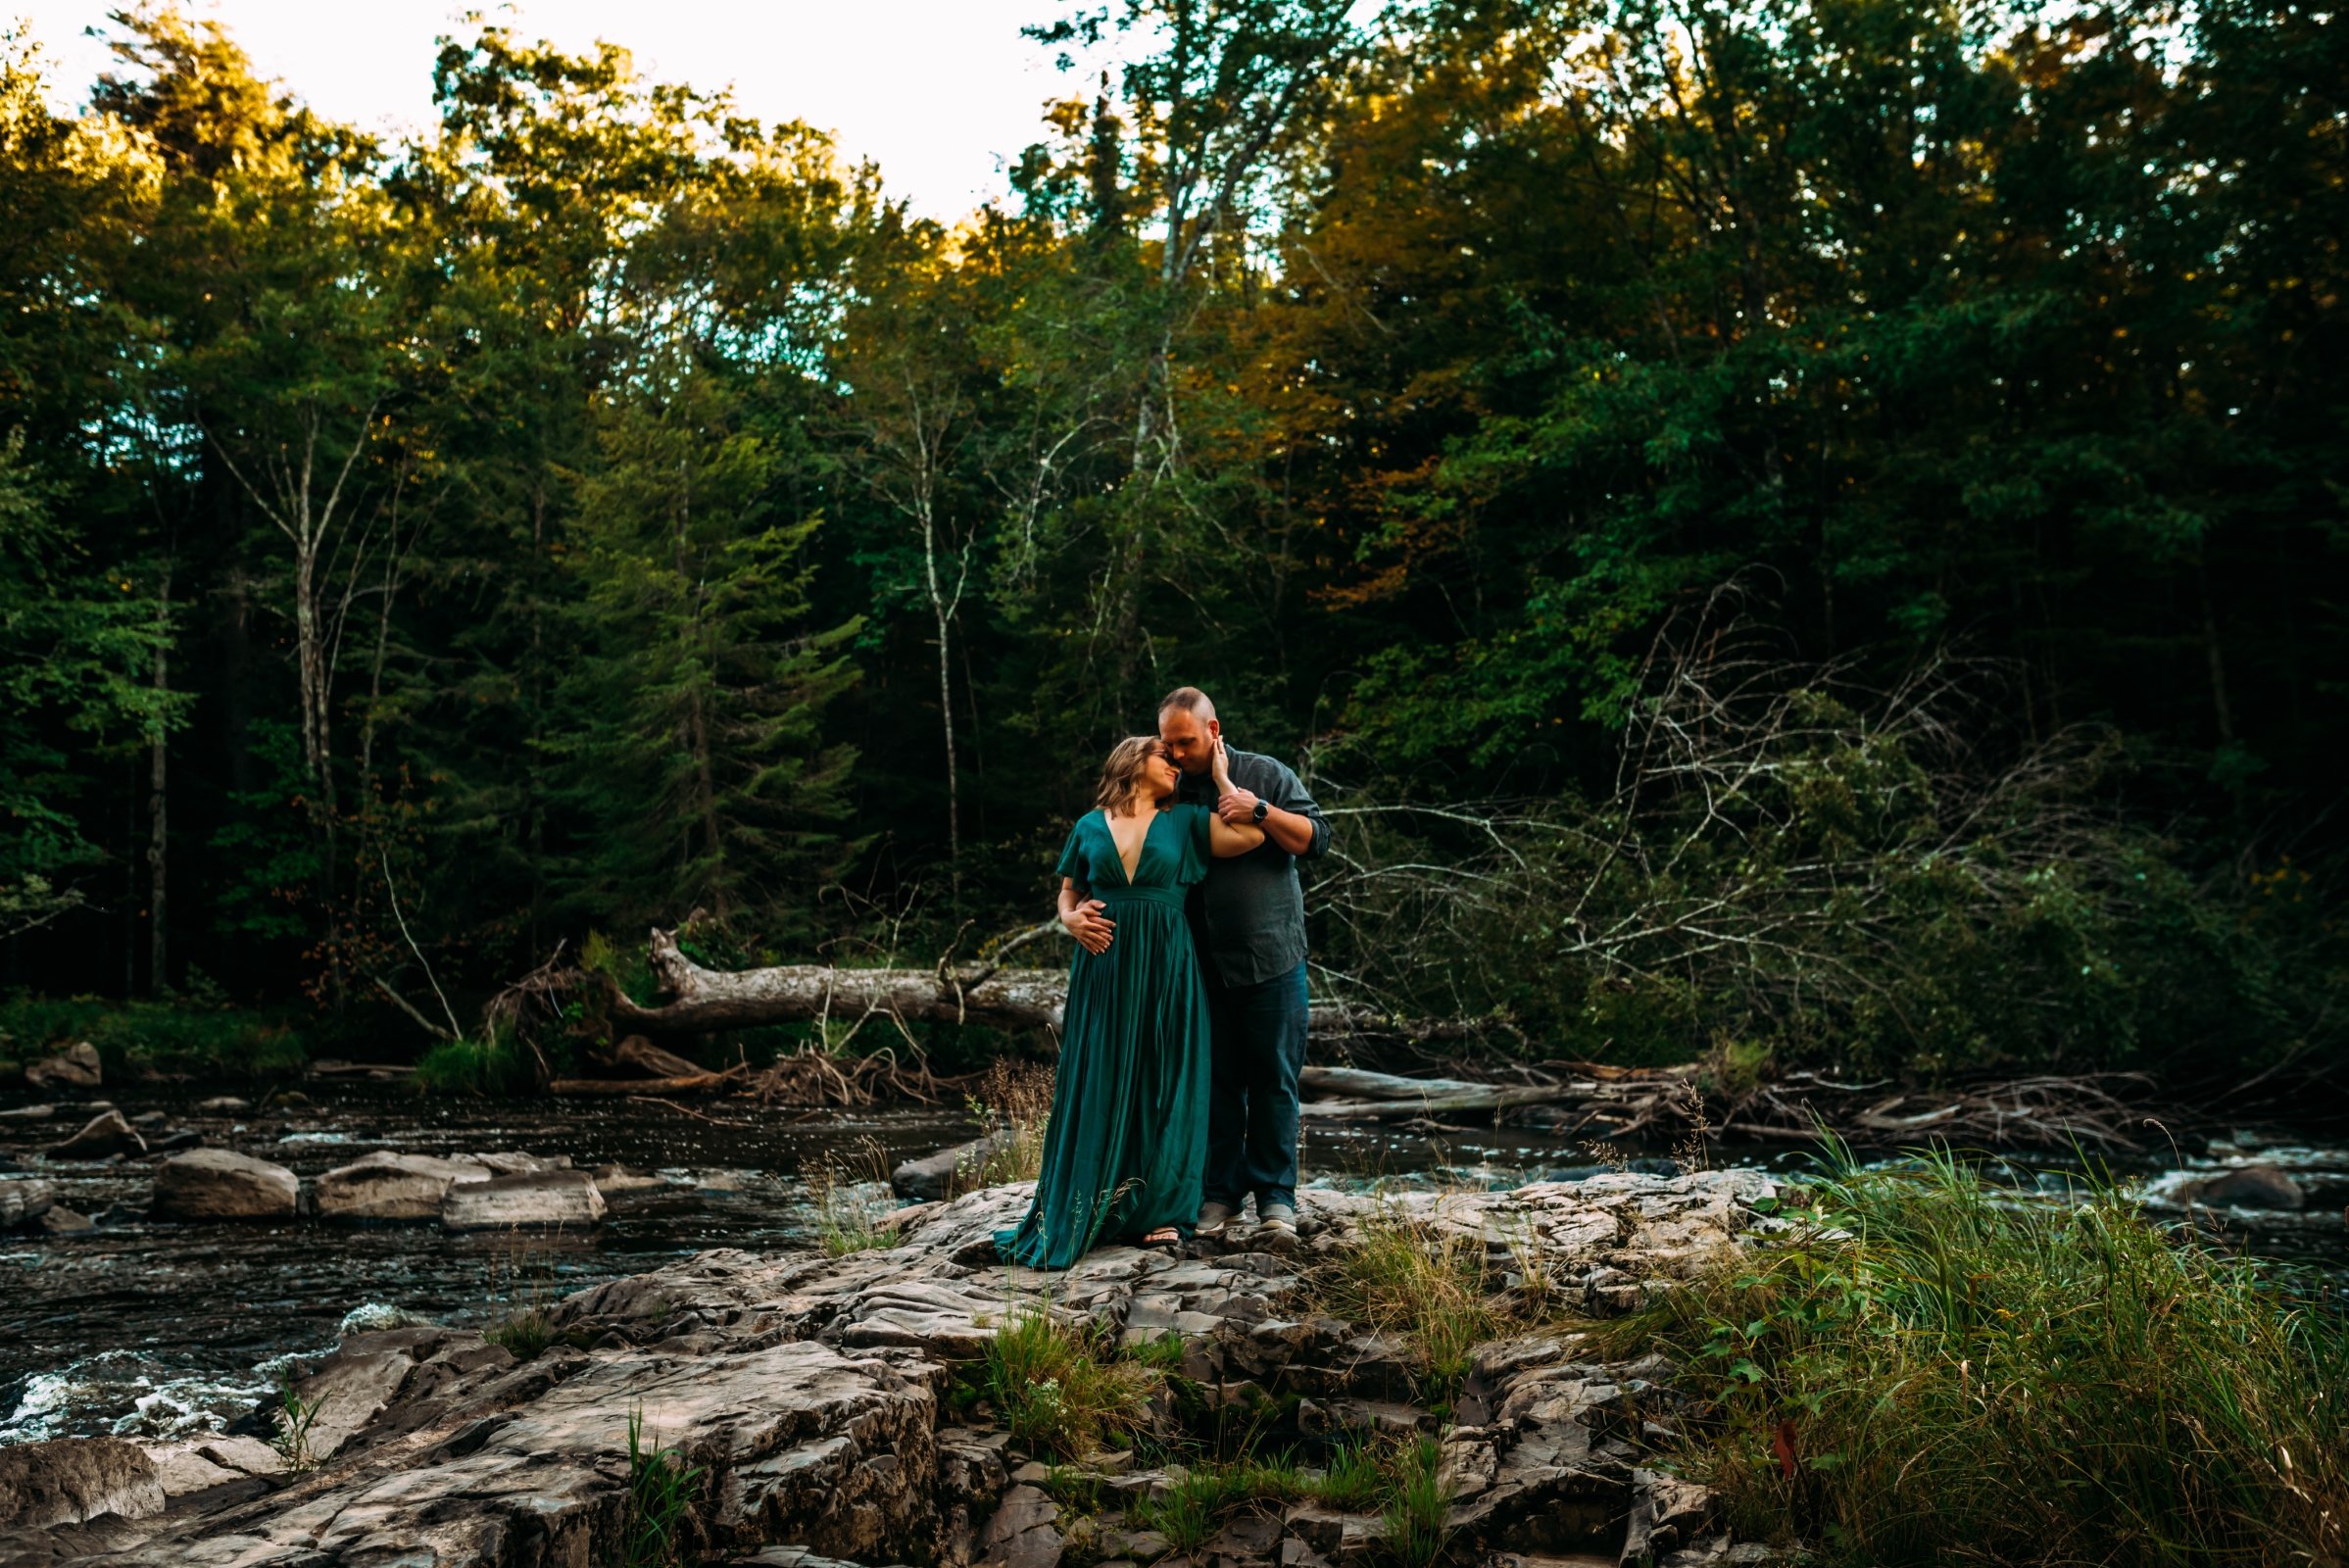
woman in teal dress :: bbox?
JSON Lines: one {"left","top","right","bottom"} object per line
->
{"left": 997, "top": 732, "right": 1264, "bottom": 1267}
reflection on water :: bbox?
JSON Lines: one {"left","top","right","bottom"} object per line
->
{"left": 2, "top": 1085, "right": 2343, "bottom": 1446}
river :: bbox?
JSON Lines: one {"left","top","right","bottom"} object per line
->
{"left": 3, "top": 1084, "right": 2343, "bottom": 1448}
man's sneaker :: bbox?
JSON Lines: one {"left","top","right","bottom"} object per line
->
{"left": 1256, "top": 1201, "right": 1298, "bottom": 1241}
{"left": 1197, "top": 1200, "right": 1239, "bottom": 1239}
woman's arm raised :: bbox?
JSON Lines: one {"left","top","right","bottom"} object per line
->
{"left": 1205, "top": 734, "right": 1266, "bottom": 858}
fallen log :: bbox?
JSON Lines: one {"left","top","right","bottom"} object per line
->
{"left": 600, "top": 926, "right": 1488, "bottom": 1045}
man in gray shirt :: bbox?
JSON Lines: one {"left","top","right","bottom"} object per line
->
{"left": 1158, "top": 686, "right": 1327, "bottom": 1240}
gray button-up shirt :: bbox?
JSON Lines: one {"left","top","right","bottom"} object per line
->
{"left": 1174, "top": 747, "right": 1328, "bottom": 987}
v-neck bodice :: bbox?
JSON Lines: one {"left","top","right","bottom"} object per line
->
{"left": 1057, "top": 804, "right": 1215, "bottom": 900}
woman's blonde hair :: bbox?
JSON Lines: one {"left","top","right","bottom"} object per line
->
{"left": 1094, "top": 735, "right": 1168, "bottom": 811}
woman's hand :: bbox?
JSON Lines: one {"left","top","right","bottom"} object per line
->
{"left": 1210, "top": 730, "right": 1235, "bottom": 792}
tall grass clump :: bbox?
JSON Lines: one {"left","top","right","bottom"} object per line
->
{"left": 954, "top": 1059, "right": 1054, "bottom": 1194}
{"left": 801, "top": 1137, "right": 901, "bottom": 1256}
{"left": 619, "top": 1404, "right": 706, "bottom": 1568}
{"left": 1311, "top": 1200, "right": 1509, "bottom": 1401}
{"left": 981, "top": 1309, "right": 1161, "bottom": 1458}
{"left": 1610, "top": 1150, "right": 2349, "bottom": 1566}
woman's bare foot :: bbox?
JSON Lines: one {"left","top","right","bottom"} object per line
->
{"left": 1140, "top": 1226, "right": 1180, "bottom": 1247}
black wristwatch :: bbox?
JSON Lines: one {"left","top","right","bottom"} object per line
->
{"left": 1251, "top": 799, "right": 1269, "bottom": 824}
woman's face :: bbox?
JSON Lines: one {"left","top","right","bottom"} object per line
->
{"left": 1142, "top": 745, "right": 1180, "bottom": 797}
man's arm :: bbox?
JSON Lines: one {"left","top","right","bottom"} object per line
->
{"left": 1216, "top": 756, "right": 1330, "bottom": 860}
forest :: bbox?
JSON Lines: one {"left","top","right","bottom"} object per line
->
{"left": 1, "top": 0, "right": 2342, "bottom": 1092}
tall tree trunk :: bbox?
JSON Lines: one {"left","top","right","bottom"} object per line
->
{"left": 146, "top": 561, "right": 171, "bottom": 997}
{"left": 921, "top": 502, "right": 963, "bottom": 909}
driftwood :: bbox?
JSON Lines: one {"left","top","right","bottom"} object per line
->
{"left": 1720, "top": 1070, "right": 2160, "bottom": 1152}
{"left": 546, "top": 1067, "right": 748, "bottom": 1096}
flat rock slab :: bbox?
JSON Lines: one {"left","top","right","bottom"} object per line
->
{"left": 315, "top": 1152, "right": 493, "bottom": 1222}
{"left": 150, "top": 1149, "right": 299, "bottom": 1221}
{"left": 440, "top": 1169, "right": 606, "bottom": 1230}
{"left": 90, "top": 1339, "right": 938, "bottom": 1567}
{"left": 0, "top": 1438, "right": 161, "bottom": 1532}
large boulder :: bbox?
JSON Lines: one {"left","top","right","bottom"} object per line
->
{"left": 0, "top": 1437, "right": 162, "bottom": 1530}
{"left": 440, "top": 1169, "right": 607, "bottom": 1231}
{"left": 46, "top": 1108, "right": 145, "bottom": 1160}
{"left": 2183, "top": 1164, "right": 2306, "bottom": 1210}
{"left": 150, "top": 1149, "right": 300, "bottom": 1221}
{"left": 0, "top": 1176, "right": 56, "bottom": 1228}
{"left": 23, "top": 1042, "right": 102, "bottom": 1091}
{"left": 892, "top": 1129, "right": 1018, "bottom": 1200}
{"left": 315, "top": 1151, "right": 492, "bottom": 1222}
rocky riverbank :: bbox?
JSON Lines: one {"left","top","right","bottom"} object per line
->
{"left": 0, "top": 1171, "right": 1785, "bottom": 1568}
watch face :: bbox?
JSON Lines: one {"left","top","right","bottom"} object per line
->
{"left": 1253, "top": 800, "right": 1268, "bottom": 823}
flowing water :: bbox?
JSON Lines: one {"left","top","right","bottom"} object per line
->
{"left": 2, "top": 1085, "right": 2343, "bottom": 1448}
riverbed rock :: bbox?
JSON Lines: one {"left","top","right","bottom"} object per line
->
{"left": 1, "top": 1176, "right": 55, "bottom": 1228}
{"left": 9, "top": 1170, "right": 1778, "bottom": 1566}
{"left": 893, "top": 1129, "right": 1018, "bottom": 1200}
{"left": 45, "top": 1108, "right": 144, "bottom": 1160}
{"left": 39, "top": 1205, "right": 92, "bottom": 1236}
{"left": 2184, "top": 1164, "right": 2306, "bottom": 1210}
{"left": 150, "top": 1148, "right": 300, "bottom": 1220}
{"left": 314, "top": 1151, "right": 493, "bottom": 1221}
{"left": 23, "top": 1043, "right": 102, "bottom": 1091}
{"left": 0, "top": 1437, "right": 162, "bottom": 1530}
{"left": 0, "top": 1102, "right": 57, "bottom": 1121}
{"left": 192, "top": 1097, "right": 250, "bottom": 1114}
{"left": 474, "top": 1150, "right": 572, "bottom": 1176}
{"left": 440, "top": 1168, "right": 607, "bottom": 1230}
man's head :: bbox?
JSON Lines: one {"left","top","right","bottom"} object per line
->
{"left": 1157, "top": 686, "right": 1220, "bottom": 776}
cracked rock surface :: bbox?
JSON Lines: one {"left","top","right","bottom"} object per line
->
{"left": 0, "top": 1171, "right": 1784, "bottom": 1568}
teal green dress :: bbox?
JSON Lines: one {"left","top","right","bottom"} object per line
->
{"left": 997, "top": 804, "right": 1217, "bottom": 1267}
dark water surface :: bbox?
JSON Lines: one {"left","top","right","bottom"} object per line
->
{"left": 3, "top": 1085, "right": 2343, "bottom": 1446}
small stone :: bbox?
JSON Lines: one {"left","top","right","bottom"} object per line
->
{"left": 440, "top": 1169, "right": 606, "bottom": 1231}
{"left": 151, "top": 1148, "right": 300, "bottom": 1220}
{"left": 47, "top": 1108, "right": 145, "bottom": 1160}
{"left": 38, "top": 1205, "right": 93, "bottom": 1235}
{"left": 24, "top": 1042, "right": 102, "bottom": 1090}
{"left": 129, "top": 1110, "right": 169, "bottom": 1127}
{"left": 1010, "top": 1460, "right": 1053, "bottom": 1484}
{"left": 0, "top": 1102, "right": 57, "bottom": 1121}
{"left": 194, "top": 1097, "right": 251, "bottom": 1114}
{"left": 1, "top": 1176, "right": 56, "bottom": 1228}
{"left": 145, "top": 1128, "right": 204, "bottom": 1153}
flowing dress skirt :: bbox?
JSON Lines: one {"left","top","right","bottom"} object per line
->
{"left": 996, "top": 883, "right": 1211, "bottom": 1267}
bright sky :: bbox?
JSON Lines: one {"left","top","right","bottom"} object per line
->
{"left": 13, "top": 1, "right": 1079, "bottom": 220}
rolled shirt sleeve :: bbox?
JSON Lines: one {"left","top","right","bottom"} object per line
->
{"left": 1261, "top": 759, "right": 1330, "bottom": 861}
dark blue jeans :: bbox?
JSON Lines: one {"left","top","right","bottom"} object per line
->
{"left": 1203, "top": 961, "right": 1308, "bottom": 1212}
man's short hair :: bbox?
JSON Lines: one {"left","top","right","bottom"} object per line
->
{"left": 1158, "top": 686, "right": 1217, "bottom": 721}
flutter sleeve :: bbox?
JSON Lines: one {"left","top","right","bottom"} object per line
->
{"left": 1054, "top": 816, "right": 1092, "bottom": 894}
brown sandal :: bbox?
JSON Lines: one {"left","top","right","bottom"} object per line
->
{"left": 1139, "top": 1226, "right": 1181, "bottom": 1248}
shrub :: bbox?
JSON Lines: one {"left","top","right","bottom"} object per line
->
{"left": 1608, "top": 1151, "right": 2349, "bottom": 1566}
